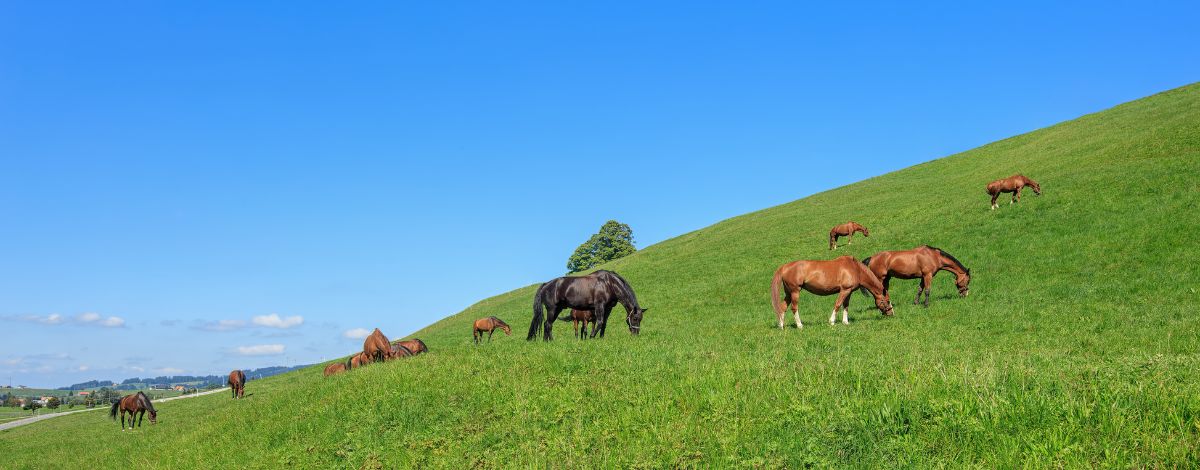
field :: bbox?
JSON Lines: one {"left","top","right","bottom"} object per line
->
{"left": 1, "top": 83, "right": 1198, "bottom": 468}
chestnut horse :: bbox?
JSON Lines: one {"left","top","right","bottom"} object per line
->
{"left": 349, "top": 351, "right": 371, "bottom": 369}
{"left": 393, "top": 339, "right": 428, "bottom": 355}
{"left": 473, "top": 316, "right": 511, "bottom": 344}
{"left": 771, "top": 256, "right": 893, "bottom": 328}
{"left": 227, "top": 369, "right": 246, "bottom": 399}
{"left": 363, "top": 328, "right": 392, "bottom": 362}
{"left": 862, "top": 245, "right": 971, "bottom": 307}
{"left": 829, "top": 221, "right": 869, "bottom": 250}
{"left": 529, "top": 270, "right": 647, "bottom": 341}
{"left": 558, "top": 309, "right": 596, "bottom": 339}
{"left": 109, "top": 392, "right": 157, "bottom": 430}
{"left": 389, "top": 343, "right": 414, "bottom": 359}
{"left": 986, "top": 174, "right": 1041, "bottom": 210}
{"left": 323, "top": 361, "right": 348, "bottom": 376}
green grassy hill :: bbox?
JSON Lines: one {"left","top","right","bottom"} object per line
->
{"left": 3, "top": 83, "right": 1198, "bottom": 468}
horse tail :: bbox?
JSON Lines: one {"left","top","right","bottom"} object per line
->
{"left": 528, "top": 284, "right": 545, "bottom": 341}
{"left": 770, "top": 266, "right": 785, "bottom": 318}
{"left": 109, "top": 400, "right": 119, "bottom": 420}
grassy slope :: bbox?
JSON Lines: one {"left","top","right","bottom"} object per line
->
{"left": 2, "top": 84, "right": 1198, "bottom": 468}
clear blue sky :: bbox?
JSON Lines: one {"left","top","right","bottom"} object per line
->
{"left": 2, "top": 1, "right": 1197, "bottom": 387}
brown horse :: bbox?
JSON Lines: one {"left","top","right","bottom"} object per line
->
{"left": 227, "top": 370, "right": 246, "bottom": 399}
{"left": 986, "top": 174, "right": 1041, "bottom": 210}
{"left": 323, "top": 361, "right": 348, "bottom": 376}
{"left": 349, "top": 351, "right": 372, "bottom": 369}
{"left": 109, "top": 392, "right": 157, "bottom": 430}
{"left": 363, "top": 328, "right": 392, "bottom": 362}
{"left": 862, "top": 245, "right": 971, "bottom": 308}
{"left": 564, "top": 309, "right": 596, "bottom": 339}
{"left": 473, "top": 317, "right": 511, "bottom": 344}
{"left": 771, "top": 256, "right": 893, "bottom": 328}
{"left": 829, "top": 221, "right": 869, "bottom": 250}
{"left": 393, "top": 339, "right": 428, "bottom": 355}
{"left": 393, "top": 340, "right": 417, "bottom": 359}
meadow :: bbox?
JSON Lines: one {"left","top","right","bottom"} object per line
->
{"left": 0, "top": 83, "right": 1197, "bottom": 468}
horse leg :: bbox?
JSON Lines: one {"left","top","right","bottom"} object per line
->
{"left": 922, "top": 274, "right": 933, "bottom": 307}
{"left": 473, "top": 328, "right": 479, "bottom": 345}
{"left": 488, "top": 329, "right": 493, "bottom": 342}
{"left": 543, "top": 307, "right": 562, "bottom": 341}
{"left": 913, "top": 282, "right": 922, "bottom": 305}
{"left": 882, "top": 276, "right": 894, "bottom": 309}
{"left": 121, "top": 411, "right": 126, "bottom": 430}
{"left": 831, "top": 290, "right": 850, "bottom": 325}
{"left": 841, "top": 291, "right": 851, "bottom": 325}
{"left": 990, "top": 192, "right": 999, "bottom": 210}
{"left": 790, "top": 287, "right": 802, "bottom": 329}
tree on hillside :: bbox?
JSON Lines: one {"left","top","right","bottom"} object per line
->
{"left": 566, "top": 220, "right": 636, "bottom": 273}
{"left": 47, "top": 397, "right": 60, "bottom": 409}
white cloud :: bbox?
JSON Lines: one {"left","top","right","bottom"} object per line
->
{"left": 3, "top": 313, "right": 65, "bottom": 325}
{"left": 74, "top": 365, "right": 90, "bottom": 372}
{"left": 39, "top": 313, "right": 65, "bottom": 324}
{"left": 193, "top": 319, "right": 247, "bottom": 332}
{"left": 252, "top": 313, "right": 303, "bottom": 329}
{"left": 76, "top": 312, "right": 125, "bottom": 328}
{"left": 234, "top": 344, "right": 286, "bottom": 356}
{"left": 343, "top": 328, "right": 371, "bottom": 339}
{"left": 155, "top": 367, "right": 184, "bottom": 374}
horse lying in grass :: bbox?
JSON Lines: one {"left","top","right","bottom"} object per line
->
{"left": 771, "top": 256, "right": 893, "bottom": 328}
{"left": 862, "top": 245, "right": 971, "bottom": 308}
{"left": 323, "top": 361, "right": 348, "bottom": 376}
{"left": 473, "top": 317, "right": 511, "bottom": 344}
{"left": 393, "top": 339, "right": 428, "bottom": 355}
{"left": 529, "top": 270, "right": 647, "bottom": 341}
{"left": 227, "top": 369, "right": 246, "bottom": 399}
{"left": 389, "top": 343, "right": 414, "bottom": 358}
{"left": 829, "top": 221, "right": 869, "bottom": 250}
{"left": 986, "top": 174, "right": 1041, "bottom": 210}
{"left": 110, "top": 392, "right": 156, "bottom": 430}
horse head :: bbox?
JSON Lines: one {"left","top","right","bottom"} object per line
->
{"left": 626, "top": 307, "right": 647, "bottom": 335}
{"left": 1029, "top": 180, "right": 1041, "bottom": 195}
{"left": 957, "top": 268, "right": 971, "bottom": 297}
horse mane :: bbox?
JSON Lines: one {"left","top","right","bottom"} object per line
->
{"left": 861, "top": 256, "right": 872, "bottom": 266}
{"left": 595, "top": 270, "right": 639, "bottom": 310}
{"left": 137, "top": 392, "right": 156, "bottom": 413}
{"left": 923, "top": 245, "right": 968, "bottom": 272}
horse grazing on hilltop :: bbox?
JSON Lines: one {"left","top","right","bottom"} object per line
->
{"left": 862, "top": 245, "right": 971, "bottom": 308}
{"left": 473, "top": 317, "right": 511, "bottom": 344}
{"left": 109, "top": 392, "right": 157, "bottom": 430}
{"left": 227, "top": 369, "right": 246, "bottom": 399}
{"left": 349, "top": 351, "right": 372, "bottom": 369}
{"left": 771, "top": 256, "right": 893, "bottom": 328}
{"left": 389, "top": 343, "right": 414, "bottom": 359}
{"left": 829, "top": 221, "right": 869, "bottom": 250}
{"left": 529, "top": 270, "right": 647, "bottom": 341}
{"left": 363, "top": 328, "right": 392, "bottom": 362}
{"left": 986, "top": 174, "right": 1041, "bottom": 210}
{"left": 393, "top": 339, "right": 428, "bottom": 355}
{"left": 323, "top": 361, "right": 348, "bottom": 376}
{"left": 558, "top": 308, "right": 596, "bottom": 339}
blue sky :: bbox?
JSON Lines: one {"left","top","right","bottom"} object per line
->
{"left": 2, "top": 1, "right": 1197, "bottom": 387}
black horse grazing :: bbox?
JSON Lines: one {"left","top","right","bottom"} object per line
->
{"left": 528, "top": 270, "right": 647, "bottom": 341}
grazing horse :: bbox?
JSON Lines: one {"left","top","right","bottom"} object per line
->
{"left": 557, "top": 308, "right": 596, "bottom": 339}
{"left": 862, "top": 245, "right": 971, "bottom": 307}
{"left": 528, "top": 270, "right": 647, "bottom": 341}
{"left": 321, "top": 362, "right": 345, "bottom": 376}
{"left": 829, "top": 221, "right": 869, "bottom": 250}
{"left": 771, "top": 256, "right": 893, "bottom": 328}
{"left": 363, "top": 328, "right": 392, "bottom": 363}
{"left": 393, "top": 339, "right": 428, "bottom": 355}
{"left": 349, "top": 351, "right": 372, "bottom": 369}
{"left": 389, "top": 343, "right": 414, "bottom": 359}
{"left": 109, "top": 392, "right": 157, "bottom": 430}
{"left": 986, "top": 174, "right": 1041, "bottom": 210}
{"left": 473, "top": 317, "right": 511, "bottom": 344}
{"left": 227, "top": 370, "right": 246, "bottom": 399}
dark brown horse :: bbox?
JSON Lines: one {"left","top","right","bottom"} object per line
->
{"left": 227, "top": 370, "right": 246, "bottom": 399}
{"left": 862, "top": 245, "right": 971, "bottom": 307}
{"left": 829, "top": 221, "right": 869, "bottom": 250}
{"left": 986, "top": 174, "right": 1041, "bottom": 210}
{"left": 323, "top": 361, "right": 348, "bottom": 376}
{"left": 473, "top": 317, "right": 511, "bottom": 344}
{"left": 557, "top": 308, "right": 596, "bottom": 339}
{"left": 393, "top": 339, "right": 428, "bottom": 355}
{"left": 529, "top": 270, "right": 647, "bottom": 341}
{"left": 389, "top": 343, "right": 414, "bottom": 359}
{"left": 363, "top": 328, "right": 392, "bottom": 362}
{"left": 771, "top": 256, "right": 893, "bottom": 328}
{"left": 109, "top": 392, "right": 157, "bottom": 430}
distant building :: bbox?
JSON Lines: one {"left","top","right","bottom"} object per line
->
{"left": 172, "top": 385, "right": 186, "bottom": 392}
{"left": 77, "top": 391, "right": 91, "bottom": 396}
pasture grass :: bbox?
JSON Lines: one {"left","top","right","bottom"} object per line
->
{"left": 1, "top": 83, "right": 1198, "bottom": 468}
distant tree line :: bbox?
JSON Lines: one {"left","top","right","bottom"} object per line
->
{"left": 59, "top": 365, "right": 309, "bottom": 391}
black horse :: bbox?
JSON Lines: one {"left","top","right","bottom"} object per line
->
{"left": 528, "top": 270, "right": 647, "bottom": 341}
